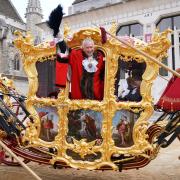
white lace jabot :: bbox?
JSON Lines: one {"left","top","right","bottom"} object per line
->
{"left": 82, "top": 58, "right": 98, "bottom": 73}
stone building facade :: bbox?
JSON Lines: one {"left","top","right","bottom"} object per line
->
{"left": 0, "top": 0, "right": 26, "bottom": 93}
{"left": 0, "top": 0, "right": 43, "bottom": 94}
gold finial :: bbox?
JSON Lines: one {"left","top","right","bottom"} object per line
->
{"left": 25, "top": 31, "right": 34, "bottom": 44}
{"left": 64, "top": 22, "right": 72, "bottom": 41}
{"left": 109, "top": 21, "right": 118, "bottom": 36}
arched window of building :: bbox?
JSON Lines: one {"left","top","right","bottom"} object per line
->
{"left": 14, "top": 54, "right": 20, "bottom": 71}
{"left": 116, "top": 23, "right": 143, "bottom": 38}
{"left": 34, "top": 36, "right": 41, "bottom": 45}
{"left": 157, "top": 15, "right": 180, "bottom": 31}
{"left": 156, "top": 15, "right": 180, "bottom": 76}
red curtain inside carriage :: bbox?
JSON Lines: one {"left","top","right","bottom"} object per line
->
{"left": 36, "top": 60, "right": 59, "bottom": 98}
{"left": 156, "top": 75, "right": 180, "bottom": 111}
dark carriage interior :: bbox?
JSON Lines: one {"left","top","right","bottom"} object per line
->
{"left": 115, "top": 59, "right": 146, "bottom": 102}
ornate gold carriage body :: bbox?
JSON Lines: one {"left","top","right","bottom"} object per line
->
{"left": 5, "top": 25, "right": 173, "bottom": 170}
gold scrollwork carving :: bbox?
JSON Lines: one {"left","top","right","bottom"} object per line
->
{"left": 13, "top": 25, "right": 171, "bottom": 170}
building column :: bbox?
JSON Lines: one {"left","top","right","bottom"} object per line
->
{"left": 0, "top": 39, "right": 8, "bottom": 73}
{"left": 174, "top": 29, "right": 180, "bottom": 70}
{"left": 0, "top": 40, "right": 3, "bottom": 73}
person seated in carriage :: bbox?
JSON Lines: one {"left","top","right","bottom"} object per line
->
{"left": 117, "top": 69, "right": 143, "bottom": 102}
{"left": 47, "top": 5, "right": 105, "bottom": 101}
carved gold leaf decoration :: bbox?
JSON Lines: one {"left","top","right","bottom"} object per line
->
{"left": 69, "top": 138, "right": 97, "bottom": 159}
{"left": 13, "top": 27, "right": 171, "bottom": 170}
{"left": 0, "top": 130, "right": 7, "bottom": 139}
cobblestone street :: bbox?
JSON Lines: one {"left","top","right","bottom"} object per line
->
{"left": 0, "top": 139, "right": 179, "bottom": 180}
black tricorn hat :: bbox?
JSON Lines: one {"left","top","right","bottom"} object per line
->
{"left": 47, "top": 5, "right": 64, "bottom": 37}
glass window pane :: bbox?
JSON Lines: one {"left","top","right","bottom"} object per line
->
{"left": 172, "top": 47, "right": 175, "bottom": 70}
{"left": 117, "top": 26, "right": 129, "bottom": 36}
{"left": 14, "top": 54, "right": 20, "bottom": 71}
{"left": 120, "top": 69, "right": 125, "bottom": 79}
{"left": 157, "top": 18, "right": 172, "bottom": 32}
{"left": 174, "top": 16, "right": 180, "bottom": 30}
{"left": 159, "top": 58, "right": 168, "bottom": 76}
{"left": 130, "top": 24, "right": 143, "bottom": 36}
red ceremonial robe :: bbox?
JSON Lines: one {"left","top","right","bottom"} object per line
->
{"left": 56, "top": 49, "right": 105, "bottom": 100}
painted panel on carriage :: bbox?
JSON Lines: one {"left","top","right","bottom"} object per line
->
{"left": 115, "top": 59, "right": 146, "bottom": 102}
{"left": 36, "top": 107, "right": 59, "bottom": 142}
{"left": 112, "top": 110, "right": 140, "bottom": 147}
{"left": 67, "top": 109, "right": 103, "bottom": 145}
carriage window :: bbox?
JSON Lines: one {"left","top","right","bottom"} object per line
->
{"left": 36, "top": 47, "right": 105, "bottom": 100}
{"left": 115, "top": 59, "right": 146, "bottom": 102}
{"left": 68, "top": 48, "right": 105, "bottom": 101}
{"left": 36, "top": 60, "right": 58, "bottom": 98}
